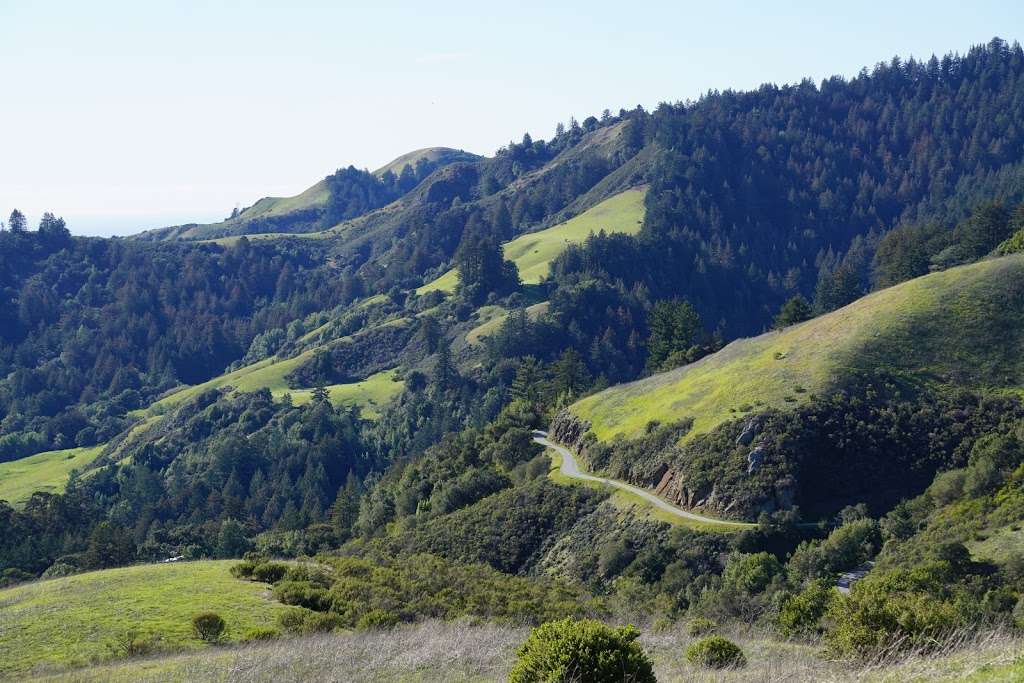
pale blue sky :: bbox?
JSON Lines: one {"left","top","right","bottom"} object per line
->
{"left": 1, "top": 1, "right": 1020, "bottom": 235}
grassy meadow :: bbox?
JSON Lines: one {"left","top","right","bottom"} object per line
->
{"left": 417, "top": 186, "right": 646, "bottom": 295}
{"left": 18, "top": 618, "right": 1021, "bottom": 682}
{"left": 0, "top": 561, "right": 287, "bottom": 678}
{"left": 571, "top": 254, "right": 1024, "bottom": 442}
{"left": 0, "top": 446, "right": 104, "bottom": 507}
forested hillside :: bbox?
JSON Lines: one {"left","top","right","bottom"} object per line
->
{"left": 4, "top": 37, "right": 1024, "bottom": 681}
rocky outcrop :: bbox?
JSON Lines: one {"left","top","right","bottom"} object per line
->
{"left": 747, "top": 445, "right": 766, "bottom": 473}
{"left": 736, "top": 415, "right": 764, "bottom": 446}
{"left": 549, "top": 410, "right": 593, "bottom": 456}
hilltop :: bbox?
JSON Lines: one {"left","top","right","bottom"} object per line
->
{"left": 570, "top": 253, "right": 1024, "bottom": 443}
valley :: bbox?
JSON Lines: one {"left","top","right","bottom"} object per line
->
{"left": 3, "top": 35, "right": 1024, "bottom": 682}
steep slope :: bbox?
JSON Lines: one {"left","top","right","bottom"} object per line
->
{"left": 417, "top": 186, "right": 646, "bottom": 294}
{"left": 571, "top": 254, "right": 1024, "bottom": 443}
{"left": 0, "top": 445, "right": 104, "bottom": 506}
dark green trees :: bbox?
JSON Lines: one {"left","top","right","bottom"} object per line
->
{"left": 773, "top": 296, "right": 812, "bottom": 329}
{"left": 454, "top": 233, "right": 520, "bottom": 304}
{"left": 646, "top": 299, "right": 704, "bottom": 371}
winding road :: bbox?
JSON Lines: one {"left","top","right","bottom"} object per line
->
{"left": 532, "top": 430, "right": 754, "bottom": 529}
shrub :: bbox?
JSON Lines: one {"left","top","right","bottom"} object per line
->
{"left": 230, "top": 559, "right": 257, "bottom": 579}
{"left": 191, "top": 612, "right": 226, "bottom": 643}
{"left": 273, "top": 580, "right": 332, "bottom": 611}
{"left": 508, "top": 618, "right": 655, "bottom": 683}
{"left": 356, "top": 608, "right": 399, "bottom": 630}
{"left": 277, "top": 607, "right": 343, "bottom": 634}
{"left": 106, "top": 630, "right": 157, "bottom": 658}
{"left": 685, "top": 635, "right": 746, "bottom": 669}
{"left": 241, "top": 627, "right": 280, "bottom": 642}
{"left": 686, "top": 617, "right": 717, "bottom": 637}
{"left": 778, "top": 580, "right": 834, "bottom": 637}
{"left": 301, "top": 611, "right": 344, "bottom": 634}
{"left": 277, "top": 607, "right": 309, "bottom": 633}
{"left": 251, "top": 561, "right": 290, "bottom": 584}
{"left": 824, "top": 562, "right": 967, "bottom": 658}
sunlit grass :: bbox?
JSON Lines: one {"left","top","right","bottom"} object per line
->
{"left": 0, "top": 561, "right": 287, "bottom": 678}
{"left": 0, "top": 445, "right": 104, "bottom": 507}
{"left": 573, "top": 254, "right": 1024, "bottom": 442}
{"left": 417, "top": 187, "right": 646, "bottom": 294}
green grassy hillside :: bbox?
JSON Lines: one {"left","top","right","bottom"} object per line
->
{"left": 372, "top": 146, "right": 481, "bottom": 177}
{"left": 417, "top": 187, "right": 646, "bottom": 294}
{"left": 572, "top": 254, "right": 1024, "bottom": 442}
{"left": 0, "top": 561, "right": 286, "bottom": 677}
{"left": 0, "top": 445, "right": 104, "bottom": 506}
{"left": 151, "top": 361, "right": 402, "bottom": 418}
{"left": 236, "top": 180, "right": 330, "bottom": 221}
{"left": 465, "top": 301, "right": 550, "bottom": 346}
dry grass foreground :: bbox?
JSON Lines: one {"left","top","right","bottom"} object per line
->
{"left": 24, "top": 620, "right": 1023, "bottom": 682}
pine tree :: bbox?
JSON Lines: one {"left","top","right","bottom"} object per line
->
{"left": 646, "top": 300, "right": 702, "bottom": 371}
{"left": 773, "top": 296, "right": 813, "bottom": 329}
{"left": 8, "top": 209, "right": 26, "bottom": 233}
{"left": 552, "top": 348, "right": 591, "bottom": 400}
{"left": 328, "top": 472, "right": 361, "bottom": 541}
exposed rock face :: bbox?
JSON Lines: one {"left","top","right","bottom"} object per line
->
{"left": 548, "top": 410, "right": 593, "bottom": 455}
{"left": 736, "top": 415, "right": 764, "bottom": 446}
{"left": 747, "top": 445, "right": 766, "bottom": 473}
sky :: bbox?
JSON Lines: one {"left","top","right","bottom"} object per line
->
{"left": 1, "top": 1, "right": 1021, "bottom": 236}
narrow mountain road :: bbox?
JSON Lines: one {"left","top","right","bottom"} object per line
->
{"left": 533, "top": 430, "right": 755, "bottom": 529}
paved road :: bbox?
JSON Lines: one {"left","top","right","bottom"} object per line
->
{"left": 533, "top": 430, "right": 754, "bottom": 528}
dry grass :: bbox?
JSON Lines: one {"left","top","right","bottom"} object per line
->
{"left": 28, "top": 619, "right": 1022, "bottom": 682}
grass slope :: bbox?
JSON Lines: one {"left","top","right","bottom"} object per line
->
{"left": 20, "top": 619, "right": 1020, "bottom": 682}
{"left": 0, "top": 446, "right": 104, "bottom": 507}
{"left": 417, "top": 187, "right": 646, "bottom": 294}
{"left": 0, "top": 561, "right": 286, "bottom": 677}
{"left": 572, "top": 254, "right": 1024, "bottom": 442}
{"left": 151, "top": 361, "right": 403, "bottom": 418}
{"left": 286, "top": 368, "right": 404, "bottom": 418}
{"left": 372, "top": 146, "right": 481, "bottom": 177}
{"left": 465, "top": 301, "right": 550, "bottom": 346}
{"left": 236, "top": 180, "right": 330, "bottom": 222}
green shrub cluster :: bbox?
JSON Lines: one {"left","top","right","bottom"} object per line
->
{"left": 685, "top": 635, "right": 746, "bottom": 669}
{"left": 509, "top": 618, "right": 655, "bottom": 683}
{"left": 686, "top": 617, "right": 717, "bottom": 637}
{"left": 191, "top": 612, "right": 226, "bottom": 643}
{"left": 236, "top": 552, "right": 589, "bottom": 632}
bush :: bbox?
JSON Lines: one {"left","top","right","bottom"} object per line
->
{"left": 778, "top": 580, "right": 834, "bottom": 637}
{"left": 240, "top": 627, "right": 280, "bottom": 642}
{"left": 685, "top": 635, "right": 746, "bottom": 669}
{"left": 251, "top": 561, "right": 290, "bottom": 584}
{"left": 277, "top": 607, "right": 343, "bottom": 634}
{"left": 301, "top": 611, "right": 344, "bottom": 634}
{"left": 508, "top": 618, "right": 655, "bottom": 683}
{"left": 824, "top": 562, "right": 967, "bottom": 658}
{"left": 272, "top": 580, "right": 332, "bottom": 611}
{"left": 106, "top": 630, "right": 158, "bottom": 658}
{"left": 191, "top": 612, "right": 226, "bottom": 643}
{"left": 230, "top": 559, "right": 257, "bottom": 579}
{"left": 277, "top": 607, "right": 309, "bottom": 633}
{"left": 686, "top": 617, "right": 717, "bottom": 637}
{"left": 356, "top": 608, "right": 399, "bottom": 630}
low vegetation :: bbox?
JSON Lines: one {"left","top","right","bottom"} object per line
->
{"left": 0, "top": 561, "right": 287, "bottom": 677}
{"left": 509, "top": 618, "right": 656, "bottom": 683}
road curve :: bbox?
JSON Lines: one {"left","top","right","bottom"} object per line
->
{"left": 533, "top": 430, "right": 754, "bottom": 529}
